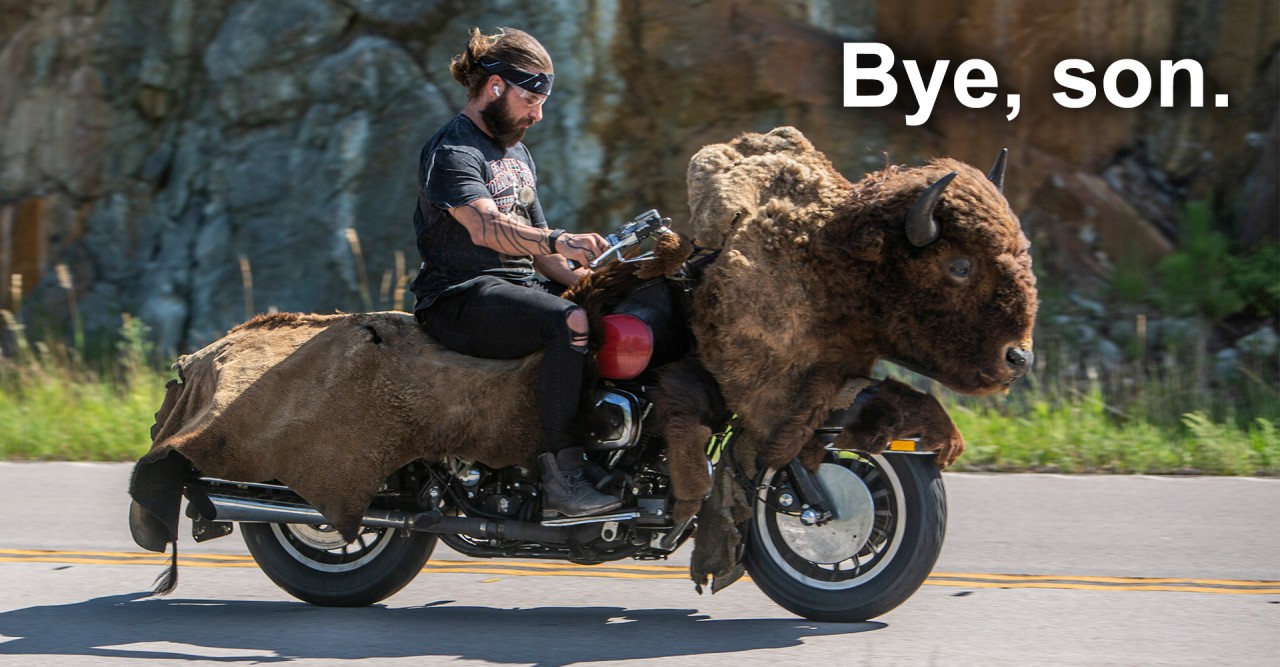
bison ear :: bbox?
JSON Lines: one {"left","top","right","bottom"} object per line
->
{"left": 816, "top": 221, "right": 884, "bottom": 262}
{"left": 905, "top": 171, "right": 957, "bottom": 247}
{"left": 848, "top": 224, "right": 885, "bottom": 261}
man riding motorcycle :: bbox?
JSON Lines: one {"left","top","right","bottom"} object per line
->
{"left": 408, "top": 26, "right": 620, "bottom": 518}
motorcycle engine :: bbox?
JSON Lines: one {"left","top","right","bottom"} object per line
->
{"left": 456, "top": 463, "right": 539, "bottom": 520}
{"left": 448, "top": 388, "right": 649, "bottom": 524}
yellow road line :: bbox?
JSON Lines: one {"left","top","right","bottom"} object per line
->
{"left": 424, "top": 562, "right": 685, "bottom": 575}
{"left": 426, "top": 566, "right": 688, "bottom": 580}
{"left": 1, "top": 557, "right": 168, "bottom": 566}
{"left": 429, "top": 559, "right": 688, "bottom": 573}
{"left": 0, "top": 557, "right": 256, "bottom": 568}
{"left": 924, "top": 579, "right": 1280, "bottom": 595}
{"left": 3, "top": 549, "right": 1277, "bottom": 595}
{"left": 0, "top": 548, "right": 254, "bottom": 561}
{"left": 929, "top": 571, "right": 1280, "bottom": 587}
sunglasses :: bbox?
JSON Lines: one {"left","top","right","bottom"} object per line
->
{"left": 506, "top": 81, "right": 549, "bottom": 107}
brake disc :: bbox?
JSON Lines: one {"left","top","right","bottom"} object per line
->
{"left": 774, "top": 463, "right": 875, "bottom": 564}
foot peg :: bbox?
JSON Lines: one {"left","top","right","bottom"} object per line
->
{"left": 540, "top": 510, "right": 641, "bottom": 526}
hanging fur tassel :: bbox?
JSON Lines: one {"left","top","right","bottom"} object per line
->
{"left": 149, "top": 541, "right": 179, "bottom": 596}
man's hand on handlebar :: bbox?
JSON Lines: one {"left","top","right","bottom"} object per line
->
{"left": 554, "top": 231, "right": 611, "bottom": 267}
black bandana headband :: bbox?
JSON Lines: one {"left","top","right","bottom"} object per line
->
{"left": 467, "top": 46, "right": 554, "bottom": 96}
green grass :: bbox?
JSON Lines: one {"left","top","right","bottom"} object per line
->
{"left": 3, "top": 359, "right": 1277, "bottom": 474}
{"left": 0, "top": 357, "right": 167, "bottom": 461}
{"left": 947, "top": 391, "right": 1280, "bottom": 475}
{"left": 1, "top": 314, "right": 1277, "bottom": 474}
{"left": 933, "top": 331, "right": 1280, "bottom": 475}
{"left": 0, "top": 312, "right": 167, "bottom": 461}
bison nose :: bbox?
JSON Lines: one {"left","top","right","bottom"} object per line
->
{"left": 1005, "top": 347, "right": 1033, "bottom": 376}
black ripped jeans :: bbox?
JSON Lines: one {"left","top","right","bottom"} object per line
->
{"left": 417, "top": 275, "right": 587, "bottom": 453}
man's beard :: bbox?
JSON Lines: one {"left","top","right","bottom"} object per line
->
{"left": 480, "top": 94, "right": 530, "bottom": 148}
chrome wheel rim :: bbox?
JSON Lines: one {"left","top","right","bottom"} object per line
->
{"left": 756, "top": 453, "right": 906, "bottom": 590}
{"left": 271, "top": 523, "right": 396, "bottom": 573}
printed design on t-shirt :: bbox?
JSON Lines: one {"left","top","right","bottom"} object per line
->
{"left": 487, "top": 158, "right": 536, "bottom": 216}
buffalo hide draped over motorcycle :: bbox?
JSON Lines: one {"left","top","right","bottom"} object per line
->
{"left": 129, "top": 126, "right": 1037, "bottom": 597}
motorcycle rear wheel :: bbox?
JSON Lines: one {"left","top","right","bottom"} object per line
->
{"left": 745, "top": 452, "right": 946, "bottom": 622}
{"left": 241, "top": 522, "right": 436, "bottom": 607}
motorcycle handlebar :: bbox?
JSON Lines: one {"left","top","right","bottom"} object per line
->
{"left": 588, "top": 209, "right": 670, "bottom": 269}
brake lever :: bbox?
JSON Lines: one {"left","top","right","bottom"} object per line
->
{"left": 616, "top": 251, "right": 657, "bottom": 264}
{"left": 588, "top": 244, "right": 628, "bottom": 269}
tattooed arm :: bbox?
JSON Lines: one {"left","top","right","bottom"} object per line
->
{"left": 533, "top": 253, "right": 588, "bottom": 287}
{"left": 449, "top": 197, "right": 609, "bottom": 267}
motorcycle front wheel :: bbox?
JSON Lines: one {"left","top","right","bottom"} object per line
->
{"left": 241, "top": 522, "right": 436, "bottom": 607}
{"left": 745, "top": 452, "right": 946, "bottom": 622}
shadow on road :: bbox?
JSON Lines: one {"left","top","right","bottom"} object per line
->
{"left": 0, "top": 592, "right": 883, "bottom": 664}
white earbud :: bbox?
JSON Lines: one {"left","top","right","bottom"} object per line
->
{"left": 492, "top": 85, "right": 501, "bottom": 96}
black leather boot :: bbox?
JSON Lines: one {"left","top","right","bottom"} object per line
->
{"left": 539, "top": 447, "right": 623, "bottom": 518}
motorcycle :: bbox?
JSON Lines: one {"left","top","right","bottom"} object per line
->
{"left": 179, "top": 209, "right": 948, "bottom": 623}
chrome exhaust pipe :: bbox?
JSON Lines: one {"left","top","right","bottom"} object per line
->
{"left": 204, "top": 491, "right": 572, "bottom": 543}
{"left": 206, "top": 492, "right": 408, "bottom": 528}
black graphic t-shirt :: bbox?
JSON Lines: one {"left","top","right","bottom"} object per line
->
{"left": 409, "top": 114, "right": 548, "bottom": 311}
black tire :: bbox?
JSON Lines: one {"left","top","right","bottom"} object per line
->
{"left": 745, "top": 452, "right": 946, "bottom": 622}
{"left": 241, "top": 522, "right": 436, "bottom": 607}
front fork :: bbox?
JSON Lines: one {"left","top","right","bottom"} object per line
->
{"left": 706, "top": 419, "right": 839, "bottom": 527}
{"left": 729, "top": 378, "right": 931, "bottom": 528}
{"left": 780, "top": 461, "right": 834, "bottom": 526}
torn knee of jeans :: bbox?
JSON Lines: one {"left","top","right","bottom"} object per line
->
{"left": 566, "top": 308, "right": 590, "bottom": 355}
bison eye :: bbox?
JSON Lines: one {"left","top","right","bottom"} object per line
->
{"left": 949, "top": 258, "right": 972, "bottom": 279}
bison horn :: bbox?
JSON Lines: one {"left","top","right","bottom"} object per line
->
{"left": 905, "top": 171, "right": 957, "bottom": 247}
{"left": 987, "top": 148, "right": 1008, "bottom": 192}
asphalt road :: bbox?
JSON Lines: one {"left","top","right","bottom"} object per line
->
{"left": 1, "top": 462, "right": 1277, "bottom": 666}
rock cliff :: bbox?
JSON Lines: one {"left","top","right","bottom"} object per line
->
{"left": 0, "top": 0, "right": 1275, "bottom": 354}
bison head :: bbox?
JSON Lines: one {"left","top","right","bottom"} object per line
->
{"left": 687, "top": 127, "right": 1036, "bottom": 401}
{"left": 814, "top": 151, "right": 1037, "bottom": 395}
